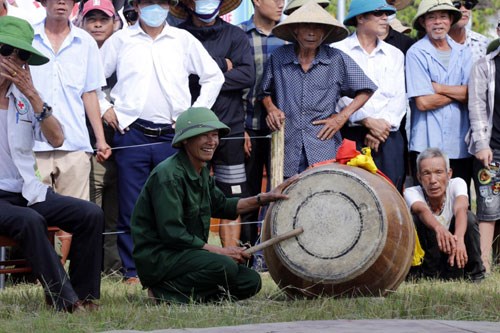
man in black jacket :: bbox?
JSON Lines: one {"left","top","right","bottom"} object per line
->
{"left": 171, "top": 0, "right": 255, "bottom": 247}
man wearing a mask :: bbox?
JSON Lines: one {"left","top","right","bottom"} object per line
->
{"left": 99, "top": 0, "right": 224, "bottom": 284}
{"left": 171, "top": 0, "right": 255, "bottom": 248}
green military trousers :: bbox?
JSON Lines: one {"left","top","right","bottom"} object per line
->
{"left": 150, "top": 249, "right": 262, "bottom": 303}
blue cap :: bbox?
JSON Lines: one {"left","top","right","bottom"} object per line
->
{"left": 344, "top": 0, "right": 396, "bottom": 26}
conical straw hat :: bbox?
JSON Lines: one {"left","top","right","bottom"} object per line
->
{"left": 273, "top": 0, "right": 348, "bottom": 44}
{"left": 284, "top": 0, "right": 330, "bottom": 15}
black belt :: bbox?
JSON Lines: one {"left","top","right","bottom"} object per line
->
{"left": 130, "top": 122, "right": 174, "bottom": 137}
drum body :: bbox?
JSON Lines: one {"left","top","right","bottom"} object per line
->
{"left": 263, "top": 163, "right": 414, "bottom": 298}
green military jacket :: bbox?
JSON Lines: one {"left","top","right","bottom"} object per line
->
{"left": 131, "top": 150, "right": 239, "bottom": 287}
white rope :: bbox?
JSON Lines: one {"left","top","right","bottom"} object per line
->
{"left": 93, "top": 135, "right": 272, "bottom": 152}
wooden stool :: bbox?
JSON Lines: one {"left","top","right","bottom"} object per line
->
{"left": 0, "top": 226, "right": 60, "bottom": 275}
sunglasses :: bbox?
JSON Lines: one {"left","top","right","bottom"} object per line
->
{"left": 0, "top": 44, "right": 32, "bottom": 62}
{"left": 369, "top": 10, "right": 390, "bottom": 17}
{"left": 124, "top": 10, "right": 138, "bottom": 23}
{"left": 452, "top": 1, "right": 477, "bottom": 10}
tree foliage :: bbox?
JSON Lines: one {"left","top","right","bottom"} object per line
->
{"left": 326, "top": 0, "right": 500, "bottom": 38}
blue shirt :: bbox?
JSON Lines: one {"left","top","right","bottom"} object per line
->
{"left": 260, "top": 44, "right": 377, "bottom": 177}
{"left": 239, "top": 16, "right": 286, "bottom": 131}
{"left": 406, "top": 35, "right": 472, "bottom": 159}
{"left": 30, "top": 20, "right": 106, "bottom": 153}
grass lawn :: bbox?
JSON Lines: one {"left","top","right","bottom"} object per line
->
{"left": 0, "top": 266, "right": 499, "bottom": 333}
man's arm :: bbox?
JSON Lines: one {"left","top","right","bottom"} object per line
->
{"left": 82, "top": 90, "right": 111, "bottom": 162}
{"left": 448, "top": 195, "right": 469, "bottom": 268}
{"left": 263, "top": 95, "right": 284, "bottom": 132}
{"left": 312, "top": 90, "right": 373, "bottom": 141}
{"left": 411, "top": 201, "right": 456, "bottom": 254}
{"left": 414, "top": 84, "right": 467, "bottom": 111}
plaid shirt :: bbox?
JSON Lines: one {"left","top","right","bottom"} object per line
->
{"left": 239, "top": 16, "right": 286, "bottom": 131}
{"left": 466, "top": 46, "right": 500, "bottom": 154}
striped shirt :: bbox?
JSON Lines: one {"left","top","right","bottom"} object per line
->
{"left": 239, "top": 16, "right": 286, "bottom": 131}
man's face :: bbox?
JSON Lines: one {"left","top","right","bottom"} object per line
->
{"left": 421, "top": 10, "right": 452, "bottom": 41}
{"left": 42, "top": 0, "right": 75, "bottom": 21}
{"left": 254, "top": 0, "right": 284, "bottom": 23}
{"left": 417, "top": 157, "right": 452, "bottom": 202}
{"left": 83, "top": 10, "right": 114, "bottom": 46}
{"left": 293, "top": 23, "right": 327, "bottom": 51}
{"left": 454, "top": 3, "right": 471, "bottom": 29}
{"left": 183, "top": 130, "right": 219, "bottom": 167}
{"left": 359, "top": 11, "right": 389, "bottom": 37}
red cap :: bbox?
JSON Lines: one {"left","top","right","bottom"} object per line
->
{"left": 81, "top": 0, "right": 116, "bottom": 18}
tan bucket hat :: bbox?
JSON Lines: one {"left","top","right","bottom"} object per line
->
{"left": 386, "top": 0, "right": 413, "bottom": 10}
{"left": 273, "top": 0, "right": 348, "bottom": 45}
{"left": 390, "top": 18, "right": 411, "bottom": 34}
{"left": 413, "top": 0, "right": 462, "bottom": 32}
{"left": 169, "top": 0, "right": 241, "bottom": 19}
{"left": 283, "top": 0, "right": 330, "bottom": 16}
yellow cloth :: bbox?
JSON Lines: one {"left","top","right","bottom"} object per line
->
{"left": 346, "top": 147, "right": 378, "bottom": 174}
{"left": 412, "top": 227, "right": 425, "bottom": 266}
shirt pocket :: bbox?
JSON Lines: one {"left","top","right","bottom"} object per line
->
{"left": 62, "top": 62, "right": 86, "bottom": 93}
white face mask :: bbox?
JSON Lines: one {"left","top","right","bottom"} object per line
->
{"left": 139, "top": 4, "right": 169, "bottom": 28}
{"left": 193, "top": 0, "right": 221, "bottom": 23}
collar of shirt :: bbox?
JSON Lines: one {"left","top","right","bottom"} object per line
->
{"left": 128, "top": 20, "right": 176, "bottom": 40}
{"left": 282, "top": 44, "right": 333, "bottom": 66}
{"left": 177, "top": 149, "right": 209, "bottom": 183}
{"left": 33, "top": 19, "right": 83, "bottom": 51}
{"left": 346, "top": 32, "right": 388, "bottom": 56}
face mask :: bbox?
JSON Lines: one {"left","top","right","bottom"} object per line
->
{"left": 194, "top": 0, "right": 221, "bottom": 23}
{"left": 139, "top": 4, "right": 169, "bottom": 28}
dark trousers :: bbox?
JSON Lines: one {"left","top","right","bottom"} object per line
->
{"left": 114, "top": 121, "right": 176, "bottom": 278}
{"left": 150, "top": 250, "right": 261, "bottom": 303}
{"left": 342, "top": 127, "right": 405, "bottom": 193}
{"left": 413, "top": 211, "right": 485, "bottom": 280}
{"left": 240, "top": 129, "right": 270, "bottom": 245}
{"left": 0, "top": 188, "right": 103, "bottom": 310}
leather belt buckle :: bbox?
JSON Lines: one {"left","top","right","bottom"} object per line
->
{"left": 144, "top": 127, "right": 162, "bottom": 138}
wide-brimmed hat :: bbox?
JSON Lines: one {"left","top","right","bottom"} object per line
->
{"left": 169, "top": 0, "right": 241, "bottom": 19}
{"left": 386, "top": 0, "right": 413, "bottom": 10}
{"left": 283, "top": 0, "right": 330, "bottom": 16}
{"left": 390, "top": 18, "right": 411, "bottom": 33}
{"left": 0, "top": 16, "right": 49, "bottom": 66}
{"left": 344, "top": 0, "right": 396, "bottom": 27}
{"left": 273, "top": 0, "right": 348, "bottom": 45}
{"left": 172, "top": 107, "right": 230, "bottom": 148}
{"left": 413, "top": 0, "right": 462, "bottom": 32}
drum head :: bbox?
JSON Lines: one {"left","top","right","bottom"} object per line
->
{"left": 267, "top": 164, "right": 388, "bottom": 283}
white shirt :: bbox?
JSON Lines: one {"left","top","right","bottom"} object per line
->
{"left": 332, "top": 33, "right": 406, "bottom": 131}
{"left": 404, "top": 178, "right": 468, "bottom": 230}
{"left": 0, "top": 85, "right": 49, "bottom": 205}
{"left": 30, "top": 20, "right": 106, "bottom": 153}
{"left": 100, "top": 22, "right": 224, "bottom": 130}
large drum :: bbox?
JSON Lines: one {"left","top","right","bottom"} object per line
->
{"left": 263, "top": 163, "right": 414, "bottom": 298}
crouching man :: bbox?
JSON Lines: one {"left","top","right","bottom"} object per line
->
{"left": 131, "top": 107, "right": 294, "bottom": 303}
{"left": 404, "top": 147, "right": 485, "bottom": 281}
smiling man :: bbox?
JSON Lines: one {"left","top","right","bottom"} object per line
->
{"left": 404, "top": 148, "right": 485, "bottom": 281}
{"left": 406, "top": 0, "right": 474, "bottom": 191}
{"left": 131, "top": 107, "right": 293, "bottom": 303}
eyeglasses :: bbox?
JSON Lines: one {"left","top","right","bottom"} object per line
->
{"left": 0, "top": 44, "right": 31, "bottom": 62}
{"left": 452, "top": 0, "right": 477, "bottom": 10}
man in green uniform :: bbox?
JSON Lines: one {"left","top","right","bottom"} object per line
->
{"left": 131, "top": 107, "right": 293, "bottom": 303}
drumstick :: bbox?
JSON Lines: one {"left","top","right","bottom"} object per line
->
{"left": 244, "top": 227, "right": 304, "bottom": 255}
{"left": 270, "top": 122, "right": 285, "bottom": 188}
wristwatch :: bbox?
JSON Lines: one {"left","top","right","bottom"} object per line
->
{"left": 35, "top": 103, "right": 53, "bottom": 122}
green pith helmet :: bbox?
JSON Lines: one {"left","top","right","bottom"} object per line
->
{"left": 413, "top": 0, "right": 461, "bottom": 32}
{"left": 172, "top": 107, "right": 230, "bottom": 148}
